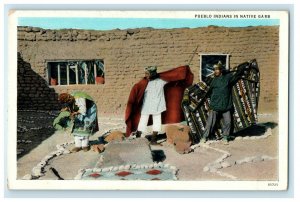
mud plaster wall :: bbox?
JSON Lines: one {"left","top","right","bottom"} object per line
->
{"left": 17, "top": 26, "right": 279, "bottom": 115}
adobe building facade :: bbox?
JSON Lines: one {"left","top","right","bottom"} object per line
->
{"left": 17, "top": 25, "right": 279, "bottom": 116}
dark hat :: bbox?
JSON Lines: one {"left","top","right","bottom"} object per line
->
{"left": 145, "top": 66, "right": 159, "bottom": 80}
{"left": 145, "top": 66, "right": 157, "bottom": 74}
{"left": 213, "top": 61, "right": 223, "bottom": 70}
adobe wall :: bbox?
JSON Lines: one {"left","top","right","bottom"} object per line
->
{"left": 17, "top": 25, "right": 279, "bottom": 115}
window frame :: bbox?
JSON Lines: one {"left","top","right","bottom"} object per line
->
{"left": 45, "top": 59, "right": 104, "bottom": 86}
{"left": 198, "top": 53, "right": 230, "bottom": 81}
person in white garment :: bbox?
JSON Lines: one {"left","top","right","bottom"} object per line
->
{"left": 135, "top": 66, "right": 168, "bottom": 145}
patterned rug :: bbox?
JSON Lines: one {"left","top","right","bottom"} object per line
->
{"left": 77, "top": 163, "right": 178, "bottom": 180}
{"left": 182, "top": 59, "right": 260, "bottom": 144}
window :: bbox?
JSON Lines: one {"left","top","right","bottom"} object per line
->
{"left": 199, "top": 54, "right": 230, "bottom": 82}
{"left": 47, "top": 60, "right": 105, "bottom": 86}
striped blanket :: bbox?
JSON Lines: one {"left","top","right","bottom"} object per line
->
{"left": 182, "top": 59, "right": 260, "bottom": 144}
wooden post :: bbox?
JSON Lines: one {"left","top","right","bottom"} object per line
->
{"left": 226, "top": 54, "right": 230, "bottom": 70}
{"left": 94, "top": 63, "right": 97, "bottom": 84}
{"left": 84, "top": 63, "right": 88, "bottom": 85}
{"left": 75, "top": 64, "right": 79, "bottom": 84}
{"left": 57, "top": 64, "right": 61, "bottom": 85}
{"left": 67, "top": 64, "right": 70, "bottom": 85}
{"left": 199, "top": 54, "right": 202, "bottom": 81}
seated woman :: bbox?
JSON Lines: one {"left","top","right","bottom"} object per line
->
{"left": 53, "top": 92, "right": 99, "bottom": 152}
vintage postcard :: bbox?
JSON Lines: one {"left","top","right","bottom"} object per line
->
{"left": 7, "top": 10, "right": 288, "bottom": 190}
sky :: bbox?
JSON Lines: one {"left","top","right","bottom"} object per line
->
{"left": 18, "top": 17, "right": 280, "bottom": 30}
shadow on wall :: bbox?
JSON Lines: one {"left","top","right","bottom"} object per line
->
{"left": 17, "top": 52, "right": 60, "bottom": 159}
{"left": 17, "top": 52, "right": 60, "bottom": 110}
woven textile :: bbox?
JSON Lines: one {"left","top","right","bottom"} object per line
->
{"left": 78, "top": 163, "right": 178, "bottom": 180}
{"left": 182, "top": 59, "right": 260, "bottom": 144}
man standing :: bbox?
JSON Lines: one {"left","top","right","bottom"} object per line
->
{"left": 135, "top": 66, "right": 167, "bottom": 145}
{"left": 125, "top": 65, "right": 194, "bottom": 145}
{"left": 201, "top": 62, "right": 244, "bottom": 144}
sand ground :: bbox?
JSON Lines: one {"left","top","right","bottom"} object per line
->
{"left": 16, "top": 110, "right": 279, "bottom": 181}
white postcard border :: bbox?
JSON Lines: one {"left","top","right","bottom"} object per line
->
{"left": 7, "top": 10, "right": 289, "bottom": 191}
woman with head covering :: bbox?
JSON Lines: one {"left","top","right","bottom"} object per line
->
{"left": 53, "top": 92, "right": 99, "bottom": 152}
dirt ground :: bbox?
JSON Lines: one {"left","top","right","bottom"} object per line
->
{"left": 16, "top": 110, "right": 278, "bottom": 181}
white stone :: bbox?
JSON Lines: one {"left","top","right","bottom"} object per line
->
{"left": 112, "top": 167, "right": 118, "bottom": 172}
{"left": 74, "top": 173, "right": 83, "bottom": 180}
{"left": 58, "top": 147, "right": 65, "bottom": 152}
{"left": 170, "top": 166, "right": 176, "bottom": 170}
{"left": 163, "top": 163, "right": 169, "bottom": 168}
{"left": 244, "top": 157, "right": 256, "bottom": 163}
{"left": 78, "top": 169, "right": 85, "bottom": 174}
{"left": 85, "top": 168, "right": 92, "bottom": 173}
{"left": 38, "top": 161, "right": 47, "bottom": 167}
{"left": 243, "top": 136, "right": 250, "bottom": 140}
{"left": 144, "top": 165, "right": 149, "bottom": 169}
{"left": 235, "top": 160, "right": 244, "bottom": 165}
{"left": 92, "top": 168, "right": 99, "bottom": 172}
{"left": 210, "top": 167, "right": 217, "bottom": 172}
{"left": 216, "top": 158, "right": 224, "bottom": 163}
{"left": 265, "top": 128, "right": 272, "bottom": 136}
{"left": 102, "top": 167, "right": 109, "bottom": 172}
{"left": 235, "top": 136, "right": 243, "bottom": 140}
{"left": 124, "top": 165, "right": 131, "bottom": 170}
{"left": 252, "top": 156, "right": 262, "bottom": 162}
{"left": 43, "top": 156, "right": 51, "bottom": 162}
{"left": 250, "top": 136, "right": 257, "bottom": 140}
{"left": 213, "top": 163, "right": 222, "bottom": 169}
{"left": 31, "top": 166, "right": 42, "bottom": 177}
{"left": 261, "top": 155, "right": 273, "bottom": 161}
{"left": 222, "top": 153, "right": 230, "bottom": 159}
{"left": 221, "top": 161, "right": 231, "bottom": 168}
{"left": 99, "top": 155, "right": 104, "bottom": 162}
{"left": 203, "top": 166, "right": 210, "bottom": 172}
{"left": 22, "top": 174, "right": 32, "bottom": 180}
{"left": 119, "top": 165, "right": 125, "bottom": 170}
{"left": 63, "top": 149, "right": 70, "bottom": 154}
